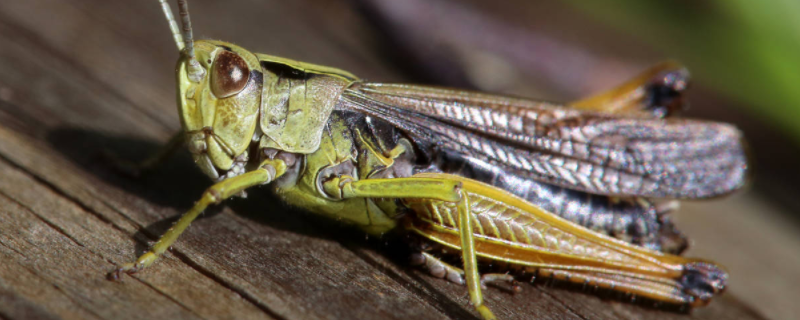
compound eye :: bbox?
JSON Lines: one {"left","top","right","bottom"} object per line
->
{"left": 210, "top": 50, "right": 250, "bottom": 98}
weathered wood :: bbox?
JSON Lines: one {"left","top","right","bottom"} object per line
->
{"left": 0, "top": 0, "right": 781, "bottom": 319}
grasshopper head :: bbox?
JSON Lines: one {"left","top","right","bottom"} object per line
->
{"left": 175, "top": 41, "right": 263, "bottom": 180}
{"left": 160, "top": 1, "right": 264, "bottom": 179}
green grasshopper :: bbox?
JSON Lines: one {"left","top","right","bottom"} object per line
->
{"left": 109, "top": 1, "right": 749, "bottom": 318}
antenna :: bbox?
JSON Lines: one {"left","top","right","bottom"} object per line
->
{"left": 158, "top": 0, "right": 184, "bottom": 50}
{"left": 159, "top": 0, "right": 205, "bottom": 82}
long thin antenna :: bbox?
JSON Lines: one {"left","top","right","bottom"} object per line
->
{"left": 158, "top": 0, "right": 184, "bottom": 50}
{"left": 176, "top": 0, "right": 196, "bottom": 64}
{"left": 160, "top": 0, "right": 205, "bottom": 82}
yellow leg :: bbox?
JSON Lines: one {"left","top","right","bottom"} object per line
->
{"left": 569, "top": 60, "right": 688, "bottom": 117}
{"left": 104, "top": 131, "right": 185, "bottom": 177}
{"left": 456, "top": 190, "right": 496, "bottom": 320}
{"left": 404, "top": 173, "right": 729, "bottom": 306}
{"left": 109, "top": 159, "right": 286, "bottom": 279}
{"left": 323, "top": 176, "right": 462, "bottom": 202}
{"left": 323, "top": 175, "right": 496, "bottom": 320}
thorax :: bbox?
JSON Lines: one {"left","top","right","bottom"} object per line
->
{"left": 271, "top": 111, "right": 411, "bottom": 235}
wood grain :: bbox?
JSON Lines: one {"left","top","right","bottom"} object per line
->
{"left": 0, "top": 0, "right": 775, "bottom": 319}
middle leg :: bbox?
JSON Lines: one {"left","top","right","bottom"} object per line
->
{"left": 412, "top": 251, "right": 522, "bottom": 293}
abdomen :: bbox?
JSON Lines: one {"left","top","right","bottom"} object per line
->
{"left": 424, "top": 150, "right": 686, "bottom": 253}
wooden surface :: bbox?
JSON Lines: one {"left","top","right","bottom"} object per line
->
{"left": 0, "top": 0, "right": 792, "bottom": 319}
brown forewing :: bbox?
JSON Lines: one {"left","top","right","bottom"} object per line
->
{"left": 339, "top": 82, "right": 748, "bottom": 199}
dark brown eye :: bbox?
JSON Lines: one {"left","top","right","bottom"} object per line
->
{"left": 210, "top": 50, "right": 250, "bottom": 98}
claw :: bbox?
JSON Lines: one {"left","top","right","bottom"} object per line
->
{"left": 480, "top": 273, "right": 522, "bottom": 294}
{"left": 107, "top": 262, "right": 138, "bottom": 281}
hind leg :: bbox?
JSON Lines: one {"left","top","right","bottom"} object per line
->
{"left": 569, "top": 60, "right": 688, "bottom": 117}
{"left": 323, "top": 176, "right": 496, "bottom": 319}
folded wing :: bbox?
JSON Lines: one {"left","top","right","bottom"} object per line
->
{"left": 339, "top": 83, "right": 748, "bottom": 199}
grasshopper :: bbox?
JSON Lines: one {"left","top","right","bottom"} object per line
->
{"left": 109, "top": 1, "right": 748, "bottom": 318}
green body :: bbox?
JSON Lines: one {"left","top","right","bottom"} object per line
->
{"left": 114, "top": 10, "right": 743, "bottom": 315}
{"left": 176, "top": 40, "right": 403, "bottom": 235}
{"left": 177, "top": 41, "right": 356, "bottom": 177}
{"left": 273, "top": 115, "right": 402, "bottom": 235}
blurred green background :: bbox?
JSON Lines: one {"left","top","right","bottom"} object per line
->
{"left": 565, "top": 0, "right": 800, "bottom": 144}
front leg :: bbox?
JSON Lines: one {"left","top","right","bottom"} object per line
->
{"left": 109, "top": 159, "right": 286, "bottom": 279}
{"left": 104, "top": 131, "right": 185, "bottom": 177}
